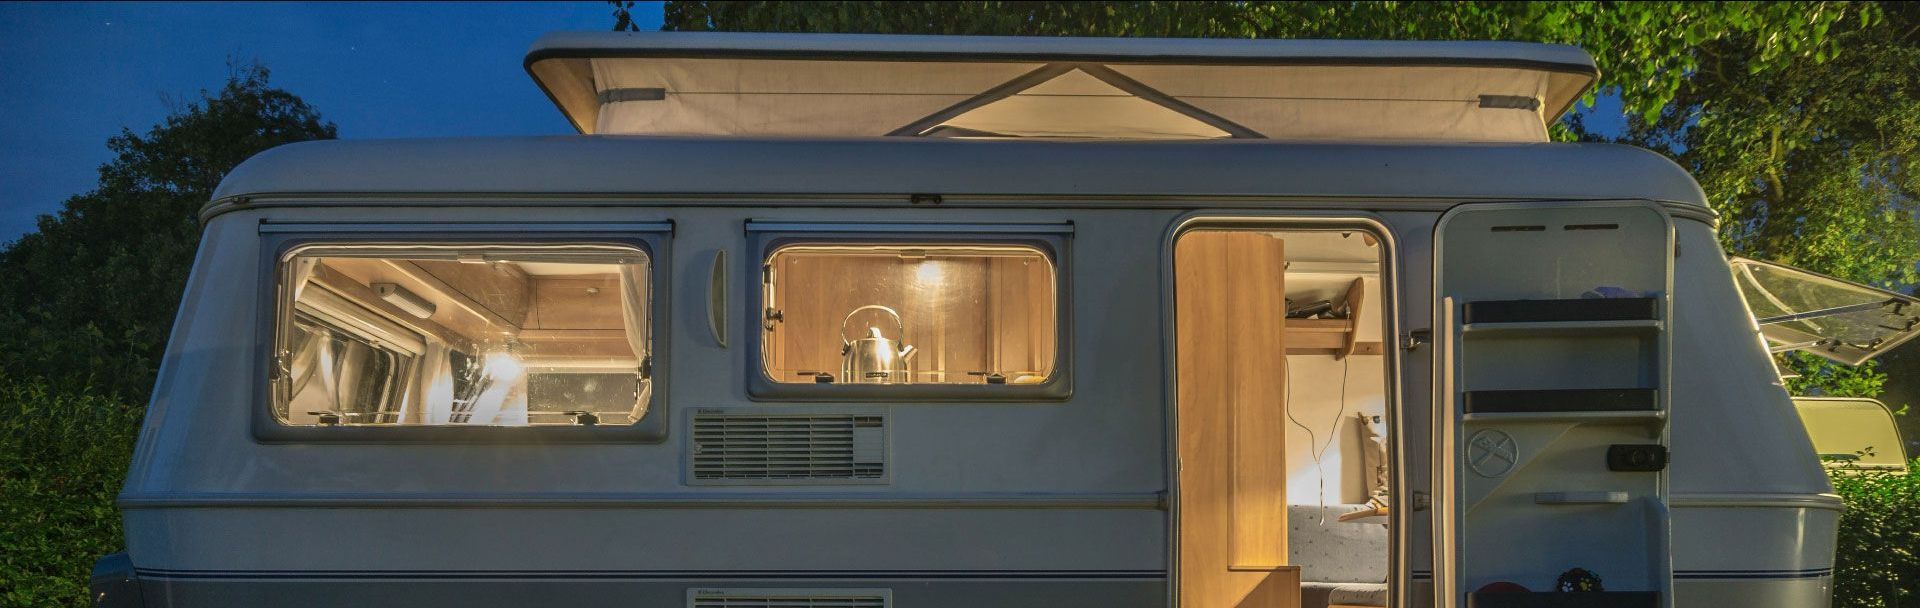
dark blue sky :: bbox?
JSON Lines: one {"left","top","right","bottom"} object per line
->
{"left": 1, "top": 2, "right": 1629, "bottom": 245}
{"left": 0, "top": 1, "right": 665, "bottom": 243}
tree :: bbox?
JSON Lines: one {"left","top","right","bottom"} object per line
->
{"left": 0, "top": 64, "right": 336, "bottom": 403}
{"left": 1603, "top": 4, "right": 1919, "bottom": 391}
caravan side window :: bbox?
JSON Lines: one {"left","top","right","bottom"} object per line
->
{"left": 759, "top": 242, "right": 1059, "bottom": 388}
{"left": 270, "top": 244, "right": 654, "bottom": 429}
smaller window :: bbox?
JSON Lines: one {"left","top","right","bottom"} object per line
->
{"left": 761, "top": 243, "right": 1057, "bottom": 385}
{"left": 274, "top": 244, "right": 652, "bottom": 427}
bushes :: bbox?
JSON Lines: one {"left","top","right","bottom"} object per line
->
{"left": 0, "top": 379, "right": 142, "bottom": 608}
{"left": 1833, "top": 460, "right": 1920, "bottom": 608}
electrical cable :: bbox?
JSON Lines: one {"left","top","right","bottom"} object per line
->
{"left": 1284, "top": 322, "right": 1357, "bottom": 524}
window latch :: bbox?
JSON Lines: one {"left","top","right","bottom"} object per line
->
{"left": 269, "top": 352, "right": 291, "bottom": 381}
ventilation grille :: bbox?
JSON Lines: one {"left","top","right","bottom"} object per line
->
{"left": 689, "top": 588, "right": 890, "bottom": 608}
{"left": 690, "top": 413, "right": 887, "bottom": 484}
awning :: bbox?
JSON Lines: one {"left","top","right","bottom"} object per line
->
{"left": 527, "top": 32, "right": 1598, "bottom": 142}
{"left": 1731, "top": 257, "right": 1920, "bottom": 366}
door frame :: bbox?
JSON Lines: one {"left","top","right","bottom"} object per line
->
{"left": 1160, "top": 211, "right": 1408, "bottom": 607}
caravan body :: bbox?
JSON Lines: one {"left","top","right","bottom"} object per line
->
{"left": 100, "top": 33, "right": 1845, "bottom": 608}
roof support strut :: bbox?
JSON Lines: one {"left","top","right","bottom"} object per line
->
{"left": 887, "top": 62, "right": 1265, "bottom": 139}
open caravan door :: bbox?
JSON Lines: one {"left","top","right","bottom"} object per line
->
{"left": 1433, "top": 202, "right": 1674, "bottom": 608}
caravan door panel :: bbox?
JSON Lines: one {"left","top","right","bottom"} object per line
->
{"left": 1433, "top": 201, "right": 1675, "bottom": 607}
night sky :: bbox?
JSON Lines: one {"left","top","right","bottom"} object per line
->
{"left": 0, "top": 1, "right": 665, "bottom": 243}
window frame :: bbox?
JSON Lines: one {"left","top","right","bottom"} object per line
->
{"left": 744, "top": 222, "right": 1073, "bottom": 402}
{"left": 253, "top": 228, "right": 672, "bottom": 443}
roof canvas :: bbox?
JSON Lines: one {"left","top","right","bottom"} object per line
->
{"left": 526, "top": 32, "right": 1598, "bottom": 142}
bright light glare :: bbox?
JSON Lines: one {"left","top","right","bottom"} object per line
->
{"left": 483, "top": 350, "right": 525, "bottom": 381}
{"left": 916, "top": 261, "right": 944, "bottom": 283}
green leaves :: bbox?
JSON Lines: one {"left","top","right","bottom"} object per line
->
{"left": 1831, "top": 462, "right": 1920, "bottom": 608}
{"left": 0, "top": 380, "right": 141, "bottom": 607}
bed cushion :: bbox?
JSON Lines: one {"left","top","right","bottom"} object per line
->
{"left": 1301, "top": 582, "right": 1388, "bottom": 608}
{"left": 1288, "top": 504, "right": 1389, "bottom": 583}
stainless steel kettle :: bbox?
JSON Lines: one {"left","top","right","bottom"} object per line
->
{"left": 840, "top": 305, "right": 917, "bottom": 384}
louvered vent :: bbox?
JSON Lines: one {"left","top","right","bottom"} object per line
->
{"left": 689, "top": 413, "right": 887, "bottom": 484}
{"left": 688, "top": 588, "right": 890, "bottom": 608}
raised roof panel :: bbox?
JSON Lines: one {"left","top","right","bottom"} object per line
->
{"left": 526, "top": 31, "right": 1598, "bottom": 142}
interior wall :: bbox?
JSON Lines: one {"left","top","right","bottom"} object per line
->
{"left": 766, "top": 251, "right": 1054, "bottom": 383}
{"left": 1283, "top": 354, "right": 1387, "bottom": 505}
{"left": 1282, "top": 273, "right": 1388, "bottom": 506}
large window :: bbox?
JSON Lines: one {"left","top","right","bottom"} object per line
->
{"left": 273, "top": 244, "right": 652, "bottom": 427}
{"left": 761, "top": 243, "right": 1057, "bottom": 386}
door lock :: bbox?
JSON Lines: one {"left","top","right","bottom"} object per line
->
{"left": 1607, "top": 444, "right": 1668, "bottom": 472}
{"left": 1402, "top": 329, "right": 1432, "bottom": 351}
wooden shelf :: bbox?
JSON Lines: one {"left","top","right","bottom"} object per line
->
{"left": 1285, "top": 277, "right": 1376, "bottom": 357}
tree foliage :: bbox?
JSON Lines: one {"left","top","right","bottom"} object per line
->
{"left": 0, "top": 379, "right": 143, "bottom": 607}
{"left": 0, "top": 65, "right": 336, "bottom": 403}
{"left": 1603, "top": 4, "right": 1920, "bottom": 387}
{"left": 1830, "top": 462, "right": 1920, "bottom": 608}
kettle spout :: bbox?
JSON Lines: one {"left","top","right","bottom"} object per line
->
{"left": 899, "top": 344, "right": 918, "bottom": 360}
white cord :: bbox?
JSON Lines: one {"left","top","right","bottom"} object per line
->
{"left": 1285, "top": 352, "right": 1355, "bottom": 524}
{"left": 1281, "top": 353, "right": 1321, "bottom": 521}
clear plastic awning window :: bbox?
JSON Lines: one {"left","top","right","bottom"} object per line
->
{"left": 526, "top": 33, "right": 1597, "bottom": 142}
{"left": 1730, "top": 257, "right": 1920, "bottom": 365}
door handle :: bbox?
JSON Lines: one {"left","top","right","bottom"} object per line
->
{"left": 1534, "top": 491, "right": 1630, "bottom": 505}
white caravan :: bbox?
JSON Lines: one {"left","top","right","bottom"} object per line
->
{"left": 92, "top": 32, "right": 1920, "bottom": 608}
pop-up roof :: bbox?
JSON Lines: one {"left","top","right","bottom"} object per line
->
{"left": 526, "top": 32, "right": 1597, "bottom": 142}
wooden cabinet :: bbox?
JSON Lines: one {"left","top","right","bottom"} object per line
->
{"left": 1175, "top": 230, "right": 1301, "bottom": 608}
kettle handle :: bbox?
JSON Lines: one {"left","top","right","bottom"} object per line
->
{"left": 841, "top": 305, "right": 905, "bottom": 346}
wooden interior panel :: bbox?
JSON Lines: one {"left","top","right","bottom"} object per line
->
{"left": 988, "top": 256, "right": 1057, "bottom": 379}
{"left": 320, "top": 258, "right": 521, "bottom": 344}
{"left": 405, "top": 260, "right": 533, "bottom": 328}
{"left": 1285, "top": 319, "right": 1352, "bottom": 351}
{"left": 765, "top": 248, "right": 1053, "bottom": 383}
{"left": 526, "top": 275, "right": 624, "bottom": 330}
{"left": 311, "top": 259, "right": 638, "bottom": 365}
{"left": 1175, "top": 230, "right": 1299, "bottom": 608}
{"left": 1338, "top": 277, "right": 1366, "bottom": 360}
{"left": 515, "top": 329, "right": 635, "bottom": 363}
{"left": 308, "top": 262, "right": 473, "bottom": 350}
{"left": 1228, "top": 233, "right": 1290, "bottom": 570}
